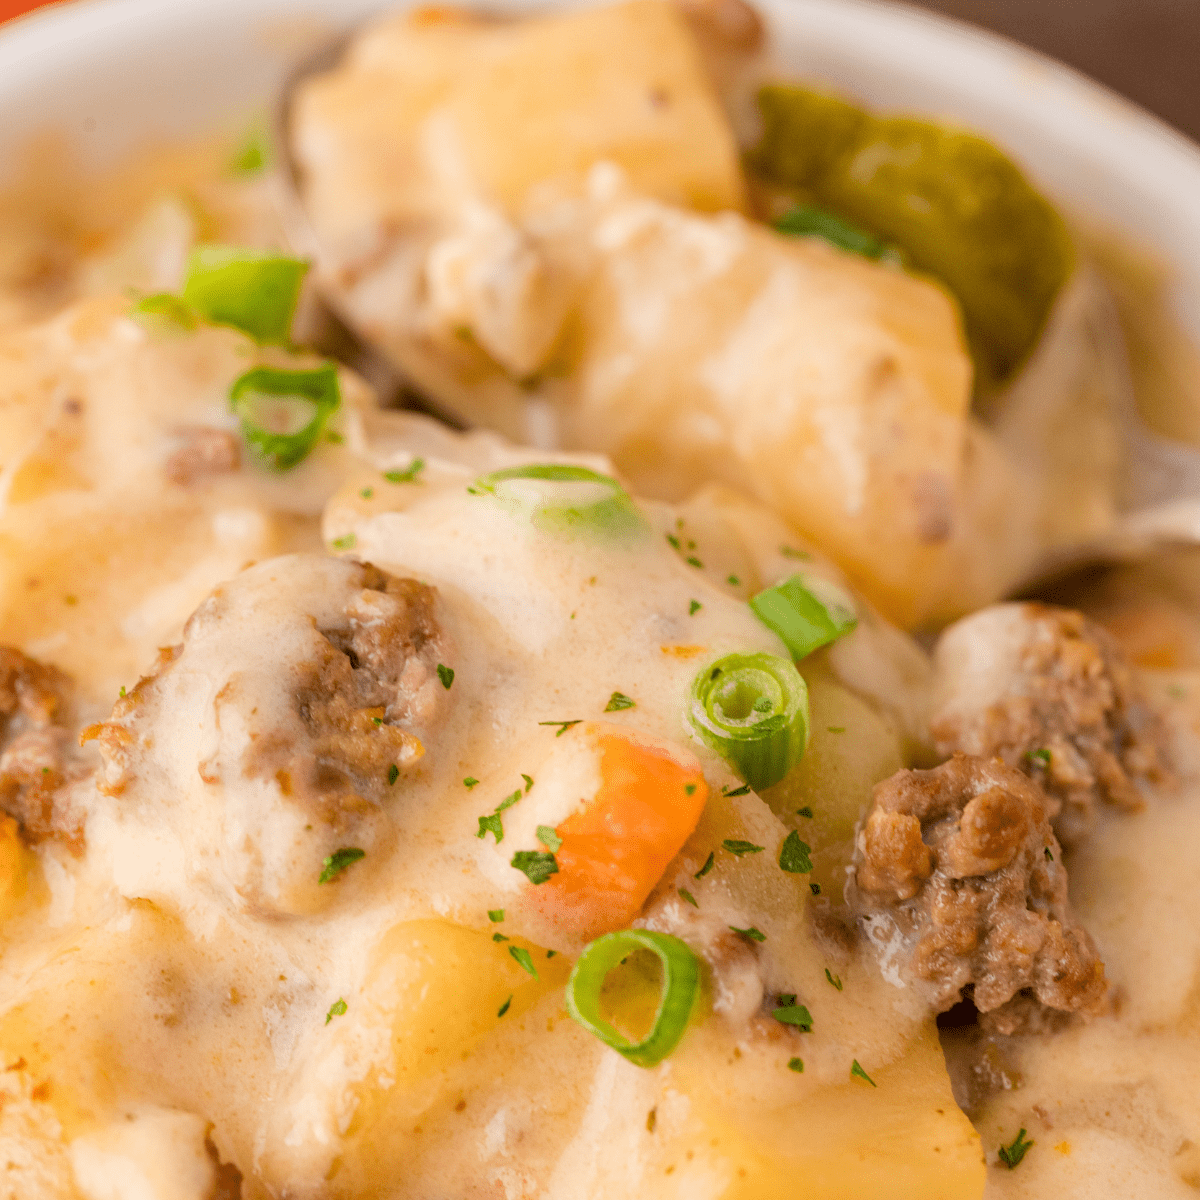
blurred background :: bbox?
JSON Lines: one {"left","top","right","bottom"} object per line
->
{"left": 0, "top": 0, "right": 1197, "bottom": 142}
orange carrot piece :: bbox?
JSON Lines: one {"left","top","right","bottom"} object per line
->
{"left": 536, "top": 733, "right": 708, "bottom": 938}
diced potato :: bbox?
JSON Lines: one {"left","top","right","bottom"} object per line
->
{"left": 692, "top": 1023, "right": 986, "bottom": 1200}
{"left": 294, "top": 0, "right": 746, "bottom": 252}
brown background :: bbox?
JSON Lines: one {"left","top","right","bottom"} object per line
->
{"left": 1, "top": 0, "right": 1198, "bottom": 143}
{"left": 906, "top": 0, "right": 1200, "bottom": 143}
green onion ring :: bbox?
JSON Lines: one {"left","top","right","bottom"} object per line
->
{"left": 565, "top": 929, "right": 699, "bottom": 1068}
{"left": 182, "top": 244, "right": 309, "bottom": 345}
{"left": 688, "top": 652, "right": 809, "bottom": 791}
{"left": 229, "top": 364, "right": 341, "bottom": 471}
{"left": 749, "top": 572, "right": 857, "bottom": 661}
{"left": 472, "top": 463, "right": 646, "bottom": 539}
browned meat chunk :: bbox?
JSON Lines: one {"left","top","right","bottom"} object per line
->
{"left": 853, "top": 754, "right": 1106, "bottom": 1031}
{"left": 930, "top": 603, "right": 1171, "bottom": 846}
{"left": 164, "top": 426, "right": 241, "bottom": 486}
{"left": 0, "top": 648, "right": 84, "bottom": 849}
{"left": 90, "top": 555, "right": 452, "bottom": 915}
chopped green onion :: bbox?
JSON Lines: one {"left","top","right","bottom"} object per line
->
{"left": 511, "top": 850, "right": 559, "bottom": 885}
{"left": 774, "top": 203, "right": 892, "bottom": 260}
{"left": 488, "top": 909, "right": 505, "bottom": 923}
{"left": 723, "top": 784, "right": 751, "bottom": 798}
{"left": 797, "top": 806, "right": 813, "bottom": 818}
{"left": 521, "top": 774, "right": 534, "bottom": 792}
{"left": 678, "top": 888, "right": 698, "bottom": 908}
{"left": 788, "top": 1057, "right": 804, "bottom": 1073}
{"left": 130, "top": 292, "right": 198, "bottom": 333}
{"left": 493, "top": 932, "right": 509, "bottom": 942}
{"left": 437, "top": 664, "right": 455, "bottom": 689}
{"left": 566, "top": 930, "right": 699, "bottom": 1068}
{"left": 509, "top": 945, "right": 538, "bottom": 979}
{"left": 605, "top": 692, "right": 635, "bottom": 712}
{"left": 825, "top": 968, "right": 843, "bottom": 991}
{"left": 750, "top": 574, "right": 857, "bottom": 661}
{"left": 689, "top": 600, "right": 702, "bottom": 615}
{"left": 182, "top": 244, "right": 308, "bottom": 344}
{"left": 472, "top": 464, "right": 645, "bottom": 540}
{"left": 694, "top": 852, "right": 715, "bottom": 879}
{"left": 319, "top": 847, "right": 365, "bottom": 884}
{"left": 537, "top": 825, "right": 563, "bottom": 852}
{"left": 324, "top": 998, "right": 347, "bottom": 1024}
{"left": 464, "top": 777, "right": 480, "bottom": 789}
{"left": 498, "top": 994, "right": 513, "bottom": 1018}
{"left": 778, "top": 830, "right": 813, "bottom": 874}
{"left": 387, "top": 764, "right": 399, "bottom": 786}
{"left": 496, "top": 789, "right": 522, "bottom": 813}
{"left": 688, "top": 653, "right": 809, "bottom": 791}
{"left": 229, "top": 363, "right": 341, "bottom": 470}
{"left": 810, "top": 882, "right": 821, "bottom": 895}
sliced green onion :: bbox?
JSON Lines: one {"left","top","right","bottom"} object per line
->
{"left": 774, "top": 203, "right": 895, "bottom": 261}
{"left": 750, "top": 574, "right": 857, "bottom": 661}
{"left": 566, "top": 930, "right": 699, "bottom": 1068}
{"left": 182, "top": 244, "right": 309, "bottom": 344}
{"left": 688, "top": 653, "right": 809, "bottom": 791}
{"left": 472, "top": 464, "right": 645, "bottom": 540}
{"left": 130, "top": 292, "right": 198, "bottom": 333}
{"left": 229, "top": 364, "right": 341, "bottom": 470}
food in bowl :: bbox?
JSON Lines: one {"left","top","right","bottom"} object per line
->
{"left": 0, "top": 1, "right": 1197, "bottom": 1197}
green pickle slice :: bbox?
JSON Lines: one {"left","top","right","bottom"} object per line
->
{"left": 751, "top": 84, "right": 1075, "bottom": 390}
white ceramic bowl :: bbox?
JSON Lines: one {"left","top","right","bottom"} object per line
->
{"left": 2, "top": 0, "right": 1200, "bottom": 350}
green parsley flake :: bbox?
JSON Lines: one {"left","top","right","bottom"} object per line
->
{"left": 325, "top": 998, "right": 347, "bottom": 1025}
{"left": 1045, "top": 847, "right": 1054, "bottom": 861}
{"left": 477, "top": 813, "right": 504, "bottom": 843}
{"left": 780, "top": 545, "right": 811, "bottom": 560}
{"left": 326, "top": 431, "right": 345, "bottom": 445}
{"left": 694, "top": 852, "right": 715, "bottom": 879}
{"left": 387, "top": 764, "right": 399, "bottom": 786}
{"left": 727, "top": 575, "right": 741, "bottom": 586}
{"left": 496, "top": 789, "right": 523, "bottom": 813}
{"left": 827, "top": 726, "right": 846, "bottom": 734}
{"left": 493, "top": 932, "right": 509, "bottom": 942}
{"left": 539, "top": 720, "right": 582, "bottom": 737}
{"left": 723, "top": 839, "right": 765, "bottom": 857}
{"left": 384, "top": 457, "right": 426, "bottom": 484}
{"left": 331, "top": 533, "right": 356, "bottom": 551}
{"left": 686, "top": 556, "right": 703, "bottom": 569}
{"left": 779, "top": 830, "right": 813, "bottom": 874}
{"left": 537, "top": 825, "right": 563, "bottom": 852}
{"left": 360, "top": 487, "right": 374, "bottom": 499}
{"left": 498, "top": 994, "right": 513, "bottom": 1018}
{"left": 998, "top": 1128, "right": 1034, "bottom": 1169}
{"left": 509, "top": 945, "right": 539, "bottom": 978}
{"left": 437, "top": 664, "right": 454, "bottom": 689}
{"left": 464, "top": 777, "right": 480, "bottom": 789}
{"left": 547, "top": 950, "right": 557, "bottom": 958}
{"left": 810, "top": 882, "right": 821, "bottom": 895}
{"left": 689, "top": 599, "right": 702, "bottom": 615}
{"left": 825, "top": 968, "right": 843, "bottom": 991}
{"left": 685, "top": 783, "right": 697, "bottom": 796}
{"left": 772, "top": 1001, "right": 813, "bottom": 1030}
{"left": 319, "top": 847, "right": 365, "bottom": 884}
{"left": 666, "top": 534, "right": 681, "bottom": 550}
{"left": 850, "top": 1060, "right": 876, "bottom": 1088}
{"left": 796, "top": 806, "right": 813, "bottom": 818}
{"left": 488, "top": 909, "right": 505, "bottom": 923}
{"left": 1026, "top": 747, "right": 1052, "bottom": 766}
{"left": 679, "top": 888, "right": 698, "bottom": 908}
{"left": 372, "top": 716, "right": 383, "bottom": 726}
{"left": 731, "top": 925, "right": 766, "bottom": 942}
{"left": 605, "top": 691, "right": 635, "bottom": 712}
{"left": 521, "top": 774, "right": 534, "bottom": 792}
{"left": 723, "top": 784, "right": 751, "bottom": 797}
{"left": 118, "top": 686, "right": 127, "bottom": 698}
{"left": 511, "top": 850, "right": 559, "bottom": 885}
{"left": 788, "top": 1057, "right": 804, "bottom": 1073}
